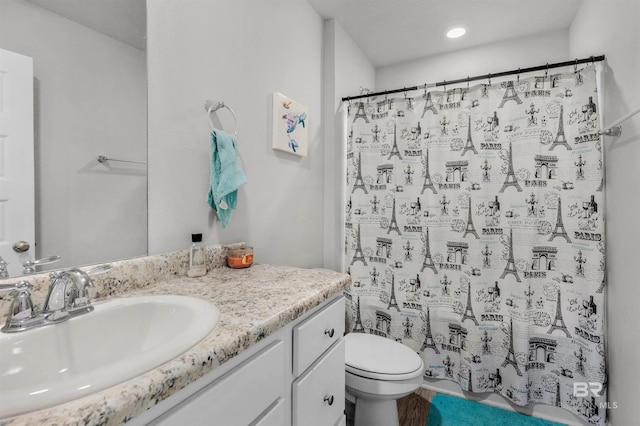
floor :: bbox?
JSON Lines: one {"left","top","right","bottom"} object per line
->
{"left": 345, "top": 388, "right": 436, "bottom": 426}
{"left": 397, "top": 388, "right": 437, "bottom": 426}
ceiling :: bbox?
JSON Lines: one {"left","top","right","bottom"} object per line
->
{"left": 26, "top": 0, "right": 146, "bottom": 51}
{"left": 22, "top": 0, "right": 583, "bottom": 65}
{"left": 307, "top": 0, "right": 583, "bottom": 68}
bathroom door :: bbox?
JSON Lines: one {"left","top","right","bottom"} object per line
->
{"left": 0, "top": 48, "right": 35, "bottom": 277}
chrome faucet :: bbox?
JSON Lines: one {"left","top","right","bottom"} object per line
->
{"left": 1, "top": 264, "right": 111, "bottom": 333}
{"left": 44, "top": 265, "right": 110, "bottom": 320}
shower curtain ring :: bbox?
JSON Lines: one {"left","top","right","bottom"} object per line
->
{"left": 517, "top": 68, "right": 520, "bottom": 82}
{"left": 487, "top": 73, "right": 491, "bottom": 86}
{"left": 574, "top": 59, "right": 579, "bottom": 73}
{"left": 545, "top": 64, "right": 549, "bottom": 78}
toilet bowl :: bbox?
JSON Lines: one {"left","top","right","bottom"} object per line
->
{"left": 345, "top": 333, "right": 424, "bottom": 426}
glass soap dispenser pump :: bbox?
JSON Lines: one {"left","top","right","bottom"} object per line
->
{"left": 187, "top": 233, "right": 207, "bottom": 278}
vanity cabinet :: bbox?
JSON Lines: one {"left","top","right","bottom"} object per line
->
{"left": 292, "top": 294, "right": 345, "bottom": 426}
{"left": 292, "top": 339, "right": 345, "bottom": 426}
{"left": 133, "top": 295, "right": 345, "bottom": 426}
{"left": 149, "top": 340, "right": 285, "bottom": 425}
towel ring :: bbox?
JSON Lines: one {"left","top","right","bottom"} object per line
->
{"left": 205, "top": 100, "right": 237, "bottom": 135}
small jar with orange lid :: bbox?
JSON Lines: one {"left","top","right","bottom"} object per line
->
{"left": 227, "top": 247, "right": 254, "bottom": 268}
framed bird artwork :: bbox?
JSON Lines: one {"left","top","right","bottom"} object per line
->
{"left": 271, "top": 92, "right": 308, "bottom": 157}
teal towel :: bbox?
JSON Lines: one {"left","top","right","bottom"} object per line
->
{"left": 207, "top": 130, "right": 246, "bottom": 227}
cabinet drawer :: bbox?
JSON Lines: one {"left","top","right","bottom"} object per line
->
{"left": 293, "top": 296, "right": 345, "bottom": 377}
{"left": 292, "top": 339, "right": 345, "bottom": 426}
{"left": 154, "top": 340, "right": 284, "bottom": 425}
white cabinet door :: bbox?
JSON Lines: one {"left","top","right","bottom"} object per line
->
{"left": 251, "top": 398, "right": 285, "bottom": 426}
{"left": 153, "top": 340, "right": 285, "bottom": 426}
{"left": 293, "top": 297, "right": 345, "bottom": 377}
{"left": 292, "top": 339, "right": 345, "bottom": 426}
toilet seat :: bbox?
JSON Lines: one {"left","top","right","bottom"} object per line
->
{"left": 345, "top": 333, "right": 423, "bottom": 381}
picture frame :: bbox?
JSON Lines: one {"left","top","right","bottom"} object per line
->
{"left": 271, "top": 92, "right": 308, "bottom": 157}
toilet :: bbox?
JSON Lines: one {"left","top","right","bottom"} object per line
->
{"left": 344, "top": 333, "right": 424, "bottom": 426}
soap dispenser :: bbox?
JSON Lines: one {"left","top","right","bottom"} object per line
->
{"left": 187, "top": 233, "right": 207, "bottom": 278}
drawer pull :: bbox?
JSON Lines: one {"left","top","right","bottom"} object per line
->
{"left": 324, "top": 328, "right": 335, "bottom": 338}
{"left": 324, "top": 395, "right": 334, "bottom": 406}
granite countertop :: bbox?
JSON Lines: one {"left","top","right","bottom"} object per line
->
{"left": 1, "top": 264, "right": 351, "bottom": 426}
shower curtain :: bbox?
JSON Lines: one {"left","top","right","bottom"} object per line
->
{"left": 344, "top": 65, "right": 607, "bottom": 425}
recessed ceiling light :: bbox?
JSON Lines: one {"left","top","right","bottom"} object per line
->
{"left": 447, "top": 27, "right": 466, "bottom": 39}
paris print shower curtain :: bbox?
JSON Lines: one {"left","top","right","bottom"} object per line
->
{"left": 344, "top": 65, "right": 606, "bottom": 425}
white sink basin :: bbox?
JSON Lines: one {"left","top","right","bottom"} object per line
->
{"left": 0, "top": 295, "right": 220, "bottom": 418}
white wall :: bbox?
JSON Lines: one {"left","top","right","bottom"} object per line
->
{"left": 147, "top": 0, "right": 324, "bottom": 267}
{"left": 376, "top": 30, "right": 570, "bottom": 91}
{"left": 570, "top": 2, "right": 640, "bottom": 424}
{"left": 0, "top": 0, "right": 147, "bottom": 270}
{"left": 322, "top": 19, "right": 376, "bottom": 271}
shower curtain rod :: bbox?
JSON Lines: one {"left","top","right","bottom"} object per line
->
{"left": 341, "top": 54, "right": 605, "bottom": 102}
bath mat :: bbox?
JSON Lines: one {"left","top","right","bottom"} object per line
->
{"left": 426, "top": 394, "right": 565, "bottom": 426}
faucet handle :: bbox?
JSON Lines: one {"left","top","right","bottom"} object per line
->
{"left": 1, "top": 281, "right": 41, "bottom": 333}
{"left": 0, "top": 280, "right": 31, "bottom": 294}
{"left": 70, "top": 272, "right": 93, "bottom": 309}
{"left": 70, "top": 265, "right": 109, "bottom": 308}
{"left": 7, "top": 281, "right": 35, "bottom": 317}
{"left": 22, "top": 255, "right": 61, "bottom": 275}
{"left": 86, "top": 264, "right": 111, "bottom": 276}
{"left": 66, "top": 268, "right": 104, "bottom": 311}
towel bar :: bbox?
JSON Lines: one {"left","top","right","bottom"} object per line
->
{"left": 205, "top": 100, "right": 237, "bottom": 135}
{"left": 97, "top": 155, "right": 146, "bottom": 165}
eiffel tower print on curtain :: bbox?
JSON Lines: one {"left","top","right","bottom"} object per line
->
{"left": 501, "top": 318, "right": 523, "bottom": 376}
{"left": 500, "top": 229, "right": 521, "bottom": 282}
{"left": 421, "top": 148, "right": 437, "bottom": 194}
{"left": 388, "top": 123, "right": 402, "bottom": 160}
{"left": 463, "top": 196, "right": 479, "bottom": 239}
{"left": 352, "top": 296, "right": 365, "bottom": 333}
{"left": 461, "top": 115, "right": 478, "bottom": 156}
{"left": 548, "top": 289, "right": 571, "bottom": 338}
{"left": 500, "top": 142, "right": 523, "bottom": 193}
{"left": 549, "top": 105, "right": 572, "bottom": 151}
{"left": 344, "top": 65, "right": 607, "bottom": 426}
{"left": 421, "top": 91, "right": 438, "bottom": 117}
{"left": 549, "top": 198, "right": 571, "bottom": 243}
{"left": 387, "top": 197, "right": 401, "bottom": 235}
{"left": 352, "top": 152, "right": 368, "bottom": 194}
{"left": 353, "top": 101, "right": 369, "bottom": 123}
{"left": 387, "top": 273, "right": 400, "bottom": 311}
{"left": 498, "top": 80, "right": 523, "bottom": 108}
{"left": 350, "top": 223, "right": 367, "bottom": 266}
{"left": 461, "top": 281, "right": 479, "bottom": 326}
{"left": 421, "top": 227, "right": 438, "bottom": 274}
{"left": 421, "top": 307, "right": 440, "bottom": 353}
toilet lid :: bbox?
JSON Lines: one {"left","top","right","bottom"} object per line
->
{"left": 345, "top": 333, "right": 423, "bottom": 380}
